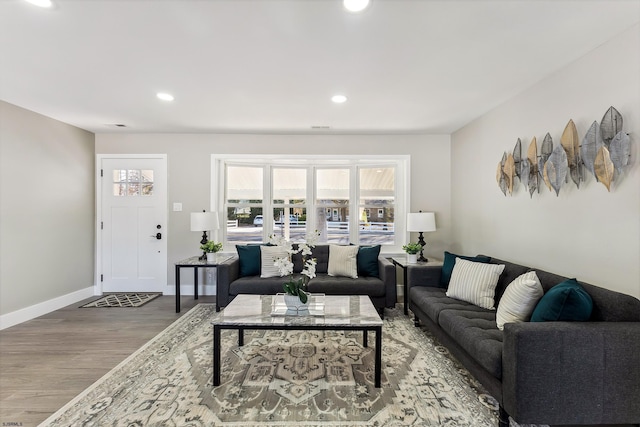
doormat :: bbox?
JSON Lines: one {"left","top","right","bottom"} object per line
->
{"left": 80, "top": 293, "right": 162, "bottom": 308}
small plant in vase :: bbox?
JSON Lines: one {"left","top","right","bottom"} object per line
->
{"left": 271, "top": 231, "right": 320, "bottom": 309}
{"left": 200, "top": 240, "right": 223, "bottom": 263}
{"left": 402, "top": 242, "right": 422, "bottom": 264}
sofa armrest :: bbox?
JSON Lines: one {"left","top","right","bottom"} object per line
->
{"left": 215, "top": 256, "right": 240, "bottom": 311}
{"left": 378, "top": 257, "right": 397, "bottom": 308}
{"left": 502, "top": 321, "right": 640, "bottom": 425}
{"left": 406, "top": 265, "right": 442, "bottom": 291}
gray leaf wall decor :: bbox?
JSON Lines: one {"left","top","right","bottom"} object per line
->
{"left": 496, "top": 106, "right": 631, "bottom": 197}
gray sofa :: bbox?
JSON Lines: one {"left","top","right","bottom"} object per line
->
{"left": 407, "top": 255, "right": 640, "bottom": 426}
{"left": 216, "top": 244, "right": 397, "bottom": 315}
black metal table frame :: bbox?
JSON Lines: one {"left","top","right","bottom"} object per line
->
{"left": 175, "top": 257, "right": 229, "bottom": 313}
{"left": 175, "top": 263, "right": 198, "bottom": 313}
{"left": 213, "top": 323, "right": 383, "bottom": 388}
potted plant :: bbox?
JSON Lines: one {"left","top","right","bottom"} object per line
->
{"left": 271, "top": 231, "right": 320, "bottom": 311}
{"left": 402, "top": 242, "right": 422, "bottom": 264}
{"left": 200, "top": 240, "right": 223, "bottom": 263}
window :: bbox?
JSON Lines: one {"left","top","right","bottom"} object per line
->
{"left": 225, "top": 165, "right": 263, "bottom": 244}
{"left": 214, "top": 156, "right": 407, "bottom": 250}
{"left": 112, "top": 169, "right": 153, "bottom": 196}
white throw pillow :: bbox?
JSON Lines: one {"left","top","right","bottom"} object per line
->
{"left": 446, "top": 258, "right": 505, "bottom": 310}
{"left": 327, "top": 245, "right": 359, "bottom": 278}
{"left": 496, "top": 271, "right": 543, "bottom": 330}
{"left": 260, "top": 245, "right": 289, "bottom": 278}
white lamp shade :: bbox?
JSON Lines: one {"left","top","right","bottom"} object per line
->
{"left": 190, "top": 212, "right": 219, "bottom": 232}
{"left": 407, "top": 212, "right": 436, "bottom": 232}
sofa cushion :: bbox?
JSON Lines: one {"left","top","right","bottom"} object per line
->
{"left": 328, "top": 245, "right": 358, "bottom": 278}
{"left": 410, "top": 286, "right": 488, "bottom": 324}
{"left": 229, "top": 275, "right": 294, "bottom": 296}
{"left": 496, "top": 271, "right": 543, "bottom": 330}
{"left": 236, "top": 244, "right": 261, "bottom": 277}
{"left": 446, "top": 258, "right": 505, "bottom": 309}
{"left": 357, "top": 245, "right": 381, "bottom": 278}
{"left": 440, "top": 251, "right": 491, "bottom": 287}
{"left": 481, "top": 256, "right": 531, "bottom": 307}
{"left": 307, "top": 275, "right": 385, "bottom": 297}
{"left": 260, "top": 245, "right": 289, "bottom": 278}
{"left": 438, "top": 308, "right": 504, "bottom": 379}
{"left": 531, "top": 278, "right": 593, "bottom": 322}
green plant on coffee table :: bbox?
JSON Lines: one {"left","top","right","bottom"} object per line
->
{"left": 270, "top": 231, "right": 320, "bottom": 304}
{"left": 402, "top": 242, "right": 422, "bottom": 255}
{"left": 200, "top": 240, "right": 223, "bottom": 253}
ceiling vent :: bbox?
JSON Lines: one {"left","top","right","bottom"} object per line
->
{"left": 106, "top": 124, "right": 127, "bottom": 128}
{"left": 311, "top": 126, "right": 331, "bottom": 129}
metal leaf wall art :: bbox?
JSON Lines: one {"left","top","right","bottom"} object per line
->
{"left": 527, "top": 137, "right": 539, "bottom": 197}
{"left": 495, "top": 106, "right": 631, "bottom": 197}
{"left": 560, "top": 119, "right": 582, "bottom": 188}
{"left": 544, "top": 145, "right": 569, "bottom": 196}
{"left": 581, "top": 121, "right": 604, "bottom": 180}
{"left": 538, "top": 133, "right": 553, "bottom": 182}
{"left": 594, "top": 146, "right": 614, "bottom": 192}
{"left": 496, "top": 153, "right": 507, "bottom": 196}
{"left": 600, "top": 106, "right": 623, "bottom": 147}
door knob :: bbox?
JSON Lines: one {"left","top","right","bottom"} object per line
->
{"left": 151, "top": 233, "right": 162, "bottom": 240}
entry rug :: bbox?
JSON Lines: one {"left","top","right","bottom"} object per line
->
{"left": 80, "top": 292, "right": 162, "bottom": 308}
{"left": 39, "top": 304, "right": 544, "bottom": 427}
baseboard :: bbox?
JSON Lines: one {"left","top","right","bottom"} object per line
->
{"left": 0, "top": 286, "right": 95, "bottom": 330}
{"left": 163, "top": 284, "right": 217, "bottom": 296}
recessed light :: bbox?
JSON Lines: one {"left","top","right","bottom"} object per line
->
{"left": 331, "top": 95, "right": 347, "bottom": 104}
{"left": 24, "top": 0, "right": 53, "bottom": 8}
{"left": 343, "top": 0, "right": 370, "bottom": 13}
{"left": 156, "top": 92, "right": 174, "bottom": 101}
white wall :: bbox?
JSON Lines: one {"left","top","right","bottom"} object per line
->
{"left": 96, "top": 133, "right": 451, "bottom": 288}
{"left": 451, "top": 25, "right": 640, "bottom": 298}
{"left": 0, "top": 101, "right": 96, "bottom": 320}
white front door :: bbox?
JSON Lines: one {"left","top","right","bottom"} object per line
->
{"left": 99, "top": 156, "right": 167, "bottom": 292}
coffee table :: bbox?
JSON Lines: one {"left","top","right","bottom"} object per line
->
{"left": 212, "top": 294, "right": 383, "bottom": 387}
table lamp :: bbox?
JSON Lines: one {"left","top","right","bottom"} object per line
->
{"left": 191, "top": 210, "right": 219, "bottom": 260}
{"left": 407, "top": 211, "right": 436, "bottom": 262}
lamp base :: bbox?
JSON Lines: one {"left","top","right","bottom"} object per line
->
{"left": 199, "top": 231, "right": 208, "bottom": 260}
{"left": 418, "top": 232, "right": 428, "bottom": 262}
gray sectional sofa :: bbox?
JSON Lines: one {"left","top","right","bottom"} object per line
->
{"left": 216, "top": 244, "right": 396, "bottom": 315}
{"left": 407, "top": 255, "right": 640, "bottom": 426}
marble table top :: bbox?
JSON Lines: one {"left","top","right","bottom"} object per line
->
{"left": 214, "top": 294, "right": 383, "bottom": 327}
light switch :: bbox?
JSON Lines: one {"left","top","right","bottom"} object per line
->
{"left": 173, "top": 202, "right": 182, "bottom": 212}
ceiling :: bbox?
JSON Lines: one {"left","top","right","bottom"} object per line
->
{"left": 1, "top": 0, "right": 639, "bottom": 135}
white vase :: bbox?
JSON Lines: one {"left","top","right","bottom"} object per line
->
{"left": 206, "top": 252, "right": 215, "bottom": 263}
{"left": 284, "top": 294, "right": 309, "bottom": 311}
{"left": 406, "top": 253, "right": 418, "bottom": 264}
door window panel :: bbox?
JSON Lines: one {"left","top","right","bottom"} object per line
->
{"left": 112, "top": 169, "right": 154, "bottom": 197}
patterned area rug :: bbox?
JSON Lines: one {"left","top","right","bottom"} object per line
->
{"left": 80, "top": 293, "right": 162, "bottom": 308}
{"left": 40, "top": 304, "right": 543, "bottom": 427}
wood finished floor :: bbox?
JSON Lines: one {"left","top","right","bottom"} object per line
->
{"left": 0, "top": 295, "right": 216, "bottom": 427}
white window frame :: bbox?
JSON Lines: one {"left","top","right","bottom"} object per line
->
{"left": 211, "top": 154, "right": 410, "bottom": 253}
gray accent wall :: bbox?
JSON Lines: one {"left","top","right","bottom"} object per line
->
{"left": 451, "top": 25, "right": 640, "bottom": 298}
{"left": 0, "top": 101, "right": 95, "bottom": 315}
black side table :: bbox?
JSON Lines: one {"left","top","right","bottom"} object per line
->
{"left": 175, "top": 255, "right": 231, "bottom": 313}
{"left": 391, "top": 256, "right": 443, "bottom": 315}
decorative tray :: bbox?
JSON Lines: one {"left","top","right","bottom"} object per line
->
{"left": 271, "top": 293, "right": 325, "bottom": 316}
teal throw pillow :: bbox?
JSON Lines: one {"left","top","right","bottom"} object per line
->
{"left": 530, "top": 278, "right": 593, "bottom": 322}
{"left": 236, "top": 245, "right": 261, "bottom": 277}
{"left": 357, "top": 245, "right": 381, "bottom": 277}
{"left": 440, "top": 251, "right": 491, "bottom": 287}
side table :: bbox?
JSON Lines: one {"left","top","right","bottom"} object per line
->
{"left": 175, "top": 255, "right": 231, "bottom": 313}
{"left": 391, "top": 256, "right": 443, "bottom": 315}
